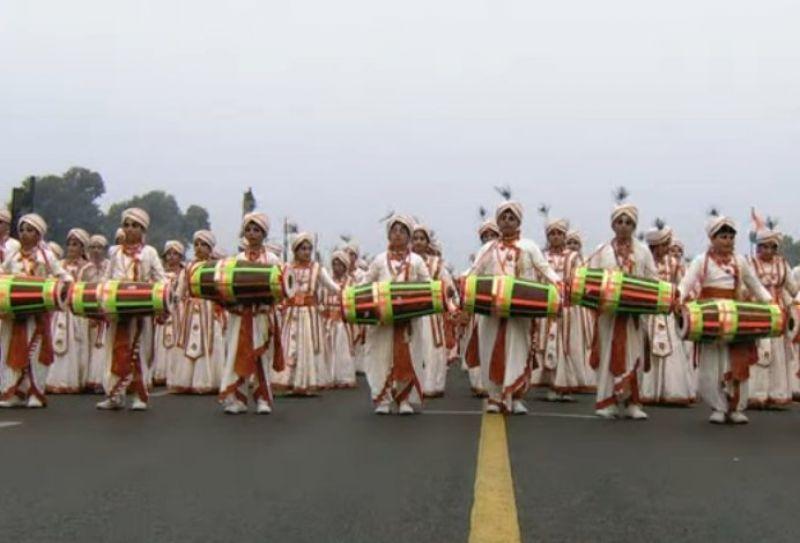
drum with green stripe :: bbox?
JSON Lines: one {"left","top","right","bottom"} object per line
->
{"left": 678, "top": 299, "right": 785, "bottom": 343}
{"left": 0, "top": 274, "right": 65, "bottom": 317}
{"left": 342, "top": 280, "right": 444, "bottom": 325}
{"left": 463, "top": 275, "right": 559, "bottom": 319}
{"left": 570, "top": 267, "right": 674, "bottom": 315}
{"left": 189, "top": 258, "right": 294, "bottom": 306}
{"left": 69, "top": 280, "right": 171, "bottom": 320}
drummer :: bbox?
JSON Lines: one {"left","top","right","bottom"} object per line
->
{"left": 361, "top": 214, "right": 431, "bottom": 415}
{"left": 218, "top": 212, "right": 285, "bottom": 415}
{"left": 97, "top": 208, "right": 166, "bottom": 411}
{"left": 587, "top": 189, "right": 658, "bottom": 420}
{"left": 157, "top": 240, "right": 185, "bottom": 390}
{"left": 464, "top": 198, "right": 560, "bottom": 414}
{"left": 534, "top": 213, "right": 587, "bottom": 402}
{"left": 83, "top": 234, "right": 110, "bottom": 393}
{"left": 0, "top": 213, "right": 71, "bottom": 409}
{"left": 678, "top": 212, "right": 771, "bottom": 424}
{"left": 273, "top": 232, "right": 340, "bottom": 395}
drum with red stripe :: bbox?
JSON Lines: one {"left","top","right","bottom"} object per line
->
{"left": 69, "top": 280, "right": 172, "bottom": 320}
{"left": 342, "top": 281, "right": 444, "bottom": 325}
{"left": 570, "top": 267, "right": 674, "bottom": 315}
{"left": 462, "top": 275, "right": 560, "bottom": 319}
{"left": 189, "top": 258, "right": 295, "bottom": 307}
{"left": 677, "top": 299, "right": 785, "bottom": 343}
{"left": 0, "top": 274, "right": 66, "bottom": 317}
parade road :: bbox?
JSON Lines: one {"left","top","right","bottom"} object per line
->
{"left": 1, "top": 369, "right": 798, "bottom": 543}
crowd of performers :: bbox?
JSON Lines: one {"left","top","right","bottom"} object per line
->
{"left": 1, "top": 190, "right": 799, "bottom": 426}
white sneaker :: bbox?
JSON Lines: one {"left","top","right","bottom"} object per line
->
{"left": 709, "top": 410, "right": 726, "bottom": 424}
{"left": 512, "top": 400, "right": 529, "bottom": 415}
{"left": 256, "top": 400, "right": 272, "bottom": 414}
{"left": 374, "top": 403, "right": 391, "bottom": 415}
{"left": 546, "top": 390, "right": 560, "bottom": 402}
{"left": 561, "top": 394, "right": 575, "bottom": 403}
{"left": 130, "top": 399, "right": 148, "bottom": 411}
{"left": 624, "top": 404, "right": 648, "bottom": 420}
{"left": 398, "top": 401, "right": 415, "bottom": 415}
{"left": 26, "top": 395, "right": 44, "bottom": 409}
{"left": 0, "top": 396, "right": 24, "bottom": 408}
{"left": 595, "top": 405, "right": 620, "bottom": 419}
{"left": 96, "top": 398, "right": 124, "bottom": 410}
{"left": 485, "top": 402, "right": 502, "bottom": 414}
{"left": 729, "top": 411, "right": 749, "bottom": 424}
{"left": 224, "top": 400, "right": 247, "bottom": 414}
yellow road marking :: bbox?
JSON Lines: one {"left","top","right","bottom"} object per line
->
{"left": 469, "top": 413, "right": 521, "bottom": 543}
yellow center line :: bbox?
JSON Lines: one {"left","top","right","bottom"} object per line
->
{"left": 468, "top": 413, "right": 521, "bottom": 543}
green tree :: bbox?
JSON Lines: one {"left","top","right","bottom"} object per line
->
{"left": 14, "top": 167, "right": 106, "bottom": 243}
{"left": 105, "top": 191, "right": 211, "bottom": 251}
{"left": 781, "top": 235, "right": 800, "bottom": 267}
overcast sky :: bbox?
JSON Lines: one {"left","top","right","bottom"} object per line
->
{"left": 1, "top": 1, "right": 798, "bottom": 265}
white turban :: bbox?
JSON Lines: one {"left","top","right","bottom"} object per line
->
{"left": 495, "top": 201, "right": 524, "bottom": 222}
{"left": 331, "top": 250, "right": 350, "bottom": 267}
{"left": 478, "top": 220, "right": 500, "bottom": 238}
{"left": 386, "top": 214, "right": 415, "bottom": 237}
{"left": 566, "top": 230, "right": 583, "bottom": 245}
{"left": 163, "top": 240, "right": 186, "bottom": 256}
{"left": 89, "top": 234, "right": 108, "bottom": 248}
{"left": 545, "top": 218, "right": 570, "bottom": 234}
{"left": 611, "top": 204, "right": 639, "bottom": 225}
{"left": 291, "top": 232, "right": 314, "bottom": 252}
{"left": 18, "top": 213, "right": 47, "bottom": 237}
{"left": 193, "top": 230, "right": 217, "bottom": 249}
{"left": 413, "top": 223, "right": 433, "bottom": 241}
{"left": 0, "top": 209, "right": 11, "bottom": 224}
{"left": 67, "top": 227, "right": 91, "bottom": 248}
{"left": 48, "top": 241, "right": 63, "bottom": 259}
{"left": 645, "top": 226, "right": 673, "bottom": 246}
{"left": 706, "top": 215, "right": 737, "bottom": 238}
{"left": 241, "top": 212, "right": 270, "bottom": 235}
{"left": 756, "top": 229, "right": 782, "bottom": 245}
{"left": 121, "top": 207, "right": 150, "bottom": 230}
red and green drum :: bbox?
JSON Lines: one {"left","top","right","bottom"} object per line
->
{"left": 342, "top": 281, "right": 444, "bottom": 326}
{"left": 570, "top": 267, "right": 674, "bottom": 315}
{"left": 0, "top": 274, "right": 65, "bottom": 317}
{"left": 69, "top": 280, "right": 171, "bottom": 320}
{"left": 189, "top": 258, "right": 295, "bottom": 306}
{"left": 462, "top": 275, "right": 560, "bottom": 319}
{"left": 678, "top": 299, "right": 785, "bottom": 343}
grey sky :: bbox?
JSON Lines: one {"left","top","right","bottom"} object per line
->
{"left": 1, "top": 1, "right": 798, "bottom": 265}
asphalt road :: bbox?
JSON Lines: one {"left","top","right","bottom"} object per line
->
{"left": 1, "top": 367, "right": 799, "bottom": 543}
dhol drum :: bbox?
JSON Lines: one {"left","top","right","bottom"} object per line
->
{"left": 570, "top": 267, "right": 674, "bottom": 315}
{"left": 342, "top": 281, "right": 444, "bottom": 326}
{"left": 0, "top": 274, "right": 66, "bottom": 317}
{"left": 462, "top": 275, "right": 560, "bottom": 319}
{"left": 678, "top": 299, "right": 785, "bottom": 343}
{"left": 189, "top": 258, "right": 295, "bottom": 306}
{"left": 69, "top": 280, "right": 172, "bottom": 320}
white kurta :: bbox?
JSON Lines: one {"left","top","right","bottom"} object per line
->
{"left": 587, "top": 239, "right": 658, "bottom": 410}
{"left": 533, "top": 249, "right": 591, "bottom": 394}
{"left": 791, "top": 266, "right": 800, "bottom": 400}
{"left": 421, "top": 255, "right": 453, "bottom": 397}
{"left": 678, "top": 252, "right": 771, "bottom": 414}
{"left": 46, "top": 259, "right": 91, "bottom": 393}
{"left": 154, "top": 267, "right": 183, "bottom": 388}
{"left": 83, "top": 259, "right": 109, "bottom": 392}
{"left": 323, "top": 275, "right": 357, "bottom": 388}
{"left": 171, "top": 261, "right": 227, "bottom": 394}
{"left": 746, "top": 256, "right": 798, "bottom": 408}
{"left": 102, "top": 244, "right": 166, "bottom": 402}
{"left": 274, "top": 262, "right": 340, "bottom": 394}
{"left": 1, "top": 245, "right": 71, "bottom": 404}
{"left": 362, "top": 251, "right": 431, "bottom": 407}
{"left": 640, "top": 255, "right": 695, "bottom": 405}
{"left": 219, "top": 248, "right": 283, "bottom": 407}
{"left": 466, "top": 237, "right": 560, "bottom": 410}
